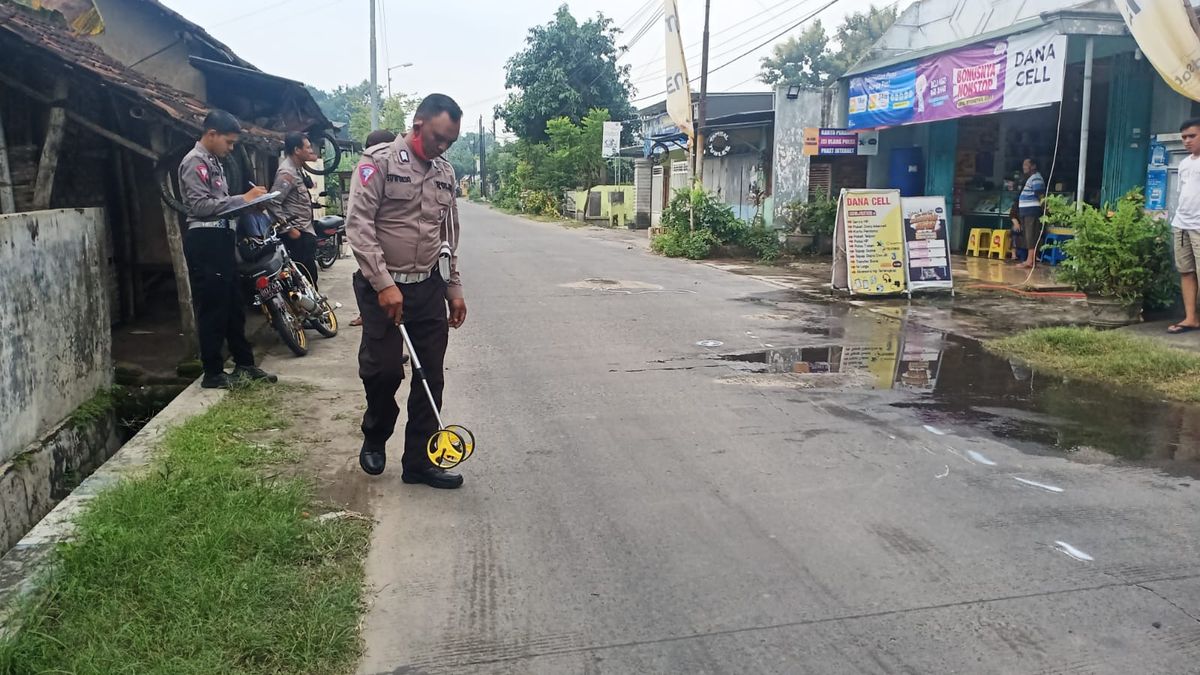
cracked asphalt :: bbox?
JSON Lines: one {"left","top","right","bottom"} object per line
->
{"left": 328, "top": 202, "right": 1200, "bottom": 674}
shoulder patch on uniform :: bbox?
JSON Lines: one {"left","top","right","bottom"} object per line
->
{"left": 398, "top": 149, "right": 410, "bottom": 163}
{"left": 196, "top": 163, "right": 210, "bottom": 183}
{"left": 359, "top": 163, "right": 378, "bottom": 185}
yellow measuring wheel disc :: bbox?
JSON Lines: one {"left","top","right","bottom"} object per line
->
{"left": 427, "top": 429, "right": 467, "bottom": 469}
{"left": 445, "top": 425, "right": 476, "bottom": 461}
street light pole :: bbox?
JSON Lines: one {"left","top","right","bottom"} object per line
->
{"left": 387, "top": 62, "right": 414, "bottom": 99}
{"left": 369, "top": 0, "right": 379, "bottom": 130}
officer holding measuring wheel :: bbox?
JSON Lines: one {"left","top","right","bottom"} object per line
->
{"left": 346, "top": 94, "right": 467, "bottom": 488}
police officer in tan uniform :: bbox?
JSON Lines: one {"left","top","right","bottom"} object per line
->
{"left": 268, "top": 132, "right": 320, "bottom": 288}
{"left": 179, "top": 109, "right": 277, "bottom": 389}
{"left": 347, "top": 94, "right": 467, "bottom": 488}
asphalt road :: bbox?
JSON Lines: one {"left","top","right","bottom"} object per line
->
{"left": 284, "top": 203, "right": 1200, "bottom": 675}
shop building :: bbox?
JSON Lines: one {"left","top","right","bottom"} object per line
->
{"left": 831, "top": 0, "right": 1196, "bottom": 253}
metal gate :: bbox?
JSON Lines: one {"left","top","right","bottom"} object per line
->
{"left": 651, "top": 165, "right": 664, "bottom": 226}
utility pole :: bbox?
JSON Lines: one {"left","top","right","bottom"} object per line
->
{"left": 694, "top": 0, "right": 712, "bottom": 186}
{"left": 369, "top": 0, "right": 379, "bottom": 130}
{"left": 478, "top": 115, "right": 487, "bottom": 198}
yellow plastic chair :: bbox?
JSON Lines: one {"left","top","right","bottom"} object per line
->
{"left": 967, "top": 228, "right": 992, "bottom": 257}
{"left": 989, "top": 229, "right": 1013, "bottom": 260}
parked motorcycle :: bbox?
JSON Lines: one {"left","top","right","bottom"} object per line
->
{"left": 240, "top": 231, "right": 338, "bottom": 357}
{"left": 314, "top": 214, "right": 346, "bottom": 269}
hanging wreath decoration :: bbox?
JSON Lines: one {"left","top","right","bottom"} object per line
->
{"left": 707, "top": 130, "right": 731, "bottom": 157}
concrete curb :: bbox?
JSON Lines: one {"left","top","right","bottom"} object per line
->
{"left": 0, "top": 380, "right": 225, "bottom": 636}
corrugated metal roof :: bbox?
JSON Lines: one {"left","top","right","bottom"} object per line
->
{"left": 845, "top": 0, "right": 1126, "bottom": 77}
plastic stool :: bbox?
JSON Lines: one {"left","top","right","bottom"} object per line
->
{"left": 967, "top": 228, "right": 992, "bottom": 257}
{"left": 1039, "top": 232, "right": 1073, "bottom": 266}
{"left": 989, "top": 229, "right": 1013, "bottom": 260}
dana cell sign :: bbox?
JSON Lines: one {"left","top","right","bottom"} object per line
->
{"left": 848, "top": 29, "right": 1067, "bottom": 129}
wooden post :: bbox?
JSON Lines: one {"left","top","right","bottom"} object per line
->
{"left": 32, "top": 79, "right": 69, "bottom": 210}
{"left": 150, "top": 126, "right": 198, "bottom": 355}
{"left": 120, "top": 149, "right": 146, "bottom": 315}
{"left": 0, "top": 89, "right": 15, "bottom": 214}
{"left": 111, "top": 148, "right": 136, "bottom": 322}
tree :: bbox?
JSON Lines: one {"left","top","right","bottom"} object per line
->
{"left": 759, "top": 5, "right": 898, "bottom": 88}
{"left": 308, "top": 82, "right": 417, "bottom": 143}
{"left": 498, "top": 5, "right": 634, "bottom": 142}
{"left": 445, "top": 131, "right": 498, "bottom": 180}
{"left": 759, "top": 21, "right": 833, "bottom": 89}
{"left": 349, "top": 93, "right": 418, "bottom": 142}
{"left": 829, "top": 5, "right": 899, "bottom": 76}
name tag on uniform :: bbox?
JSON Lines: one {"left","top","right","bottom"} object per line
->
{"left": 386, "top": 175, "right": 412, "bottom": 183}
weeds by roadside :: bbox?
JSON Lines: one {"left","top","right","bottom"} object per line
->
{"left": 651, "top": 188, "right": 782, "bottom": 262}
{"left": 0, "top": 383, "right": 370, "bottom": 675}
{"left": 988, "top": 327, "right": 1200, "bottom": 403}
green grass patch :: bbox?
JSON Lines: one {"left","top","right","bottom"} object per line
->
{"left": 988, "top": 327, "right": 1200, "bottom": 402}
{"left": 0, "top": 384, "right": 370, "bottom": 675}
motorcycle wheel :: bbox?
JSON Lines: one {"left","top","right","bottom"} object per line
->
{"left": 303, "top": 130, "right": 343, "bottom": 176}
{"left": 266, "top": 296, "right": 308, "bottom": 356}
{"left": 317, "top": 241, "right": 337, "bottom": 269}
{"left": 312, "top": 299, "right": 339, "bottom": 338}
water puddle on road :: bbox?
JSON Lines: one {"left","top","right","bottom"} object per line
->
{"left": 715, "top": 318, "right": 1200, "bottom": 475}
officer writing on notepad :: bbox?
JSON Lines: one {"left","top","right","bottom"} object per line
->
{"left": 346, "top": 94, "right": 466, "bottom": 488}
{"left": 178, "top": 109, "right": 278, "bottom": 389}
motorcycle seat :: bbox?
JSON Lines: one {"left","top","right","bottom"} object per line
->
{"left": 238, "top": 247, "right": 285, "bottom": 278}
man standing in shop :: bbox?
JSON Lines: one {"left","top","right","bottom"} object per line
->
{"left": 1014, "top": 158, "right": 1045, "bottom": 270}
{"left": 1168, "top": 119, "right": 1200, "bottom": 334}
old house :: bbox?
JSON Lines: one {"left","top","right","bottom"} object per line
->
{"left": 0, "top": 0, "right": 330, "bottom": 554}
{"left": 636, "top": 92, "right": 776, "bottom": 227}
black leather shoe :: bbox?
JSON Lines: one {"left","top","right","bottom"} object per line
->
{"left": 360, "top": 441, "right": 387, "bottom": 476}
{"left": 401, "top": 466, "right": 464, "bottom": 489}
{"left": 232, "top": 365, "right": 278, "bottom": 383}
{"left": 201, "top": 372, "right": 233, "bottom": 389}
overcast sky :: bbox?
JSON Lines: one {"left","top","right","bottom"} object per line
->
{"left": 161, "top": 0, "right": 897, "bottom": 134}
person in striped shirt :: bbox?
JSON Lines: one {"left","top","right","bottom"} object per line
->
{"left": 1013, "top": 158, "right": 1046, "bottom": 269}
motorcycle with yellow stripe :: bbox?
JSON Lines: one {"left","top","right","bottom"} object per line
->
{"left": 235, "top": 211, "right": 338, "bottom": 356}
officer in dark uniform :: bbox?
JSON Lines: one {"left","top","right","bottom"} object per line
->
{"left": 179, "top": 110, "right": 278, "bottom": 389}
{"left": 346, "top": 94, "right": 466, "bottom": 489}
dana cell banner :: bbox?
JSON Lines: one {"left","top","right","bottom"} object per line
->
{"left": 848, "top": 29, "right": 1066, "bottom": 129}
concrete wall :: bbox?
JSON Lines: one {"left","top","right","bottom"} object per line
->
{"left": 88, "top": 0, "right": 207, "bottom": 98}
{"left": 0, "top": 209, "right": 113, "bottom": 466}
{"left": 571, "top": 186, "right": 635, "bottom": 224}
{"left": 772, "top": 87, "right": 826, "bottom": 219}
{"left": 0, "top": 411, "right": 118, "bottom": 555}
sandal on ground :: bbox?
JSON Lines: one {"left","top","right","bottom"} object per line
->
{"left": 350, "top": 316, "right": 363, "bottom": 327}
{"left": 1166, "top": 323, "right": 1200, "bottom": 334}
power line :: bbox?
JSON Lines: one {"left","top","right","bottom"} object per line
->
{"left": 211, "top": 0, "right": 313, "bottom": 28}
{"left": 462, "top": 4, "right": 668, "bottom": 121}
{"left": 706, "top": 0, "right": 839, "bottom": 78}
{"left": 618, "top": 0, "right": 658, "bottom": 33}
{"left": 632, "top": 0, "right": 822, "bottom": 85}
{"left": 624, "top": 6, "right": 665, "bottom": 54}
{"left": 631, "top": 0, "right": 839, "bottom": 103}
{"left": 629, "top": 0, "right": 810, "bottom": 73}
